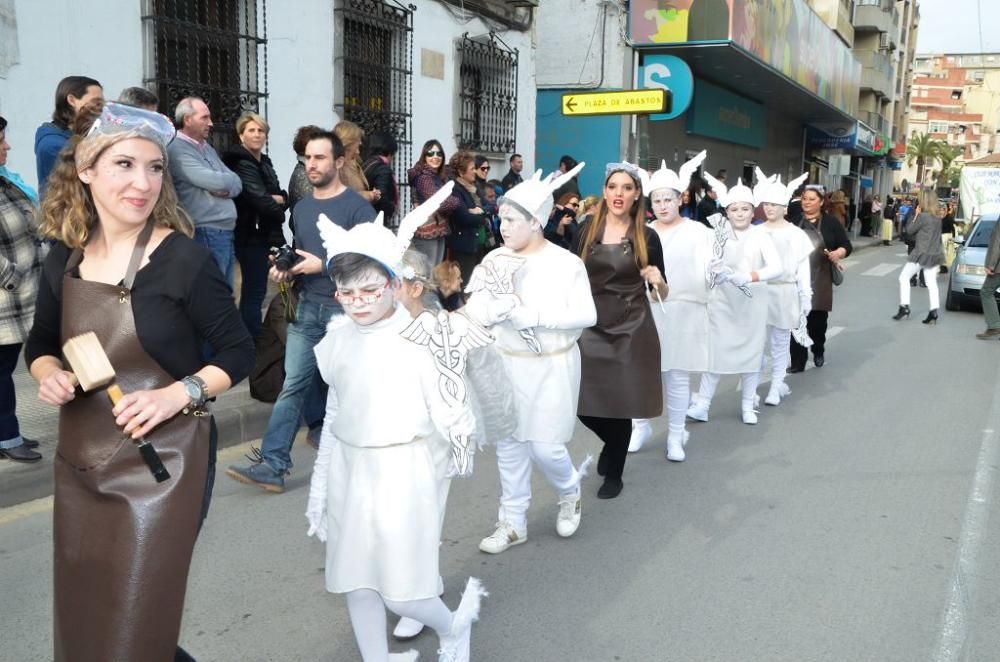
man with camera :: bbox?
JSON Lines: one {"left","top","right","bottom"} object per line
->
{"left": 226, "top": 130, "right": 376, "bottom": 493}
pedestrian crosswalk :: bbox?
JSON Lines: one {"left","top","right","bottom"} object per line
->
{"left": 861, "top": 263, "right": 902, "bottom": 277}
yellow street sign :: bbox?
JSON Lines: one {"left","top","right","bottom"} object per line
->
{"left": 561, "top": 89, "right": 669, "bottom": 116}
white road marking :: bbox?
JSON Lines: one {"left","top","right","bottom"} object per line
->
{"left": 862, "top": 263, "right": 902, "bottom": 277}
{"left": 932, "top": 392, "right": 1000, "bottom": 660}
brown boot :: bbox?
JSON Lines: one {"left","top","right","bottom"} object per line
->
{"left": 976, "top": 328, "right": 1000, "bottom": 340}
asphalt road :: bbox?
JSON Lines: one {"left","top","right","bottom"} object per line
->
{"left": 2, "top": 240, "right": 1000, "bottom": 662}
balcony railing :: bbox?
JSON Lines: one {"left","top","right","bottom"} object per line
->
{"left": 857, "top": 49, "right": 894, "bottom": 96}
{"left": 862, "top": 110, "right": 888, "bottom": 134}
{"left": 854, "top": 0, "right": 898, "bottom": 34}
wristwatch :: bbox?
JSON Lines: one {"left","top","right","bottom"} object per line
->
{"left": 181, "top": 375, "right": 209, "bottom": 409}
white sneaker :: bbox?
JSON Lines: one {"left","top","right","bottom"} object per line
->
{"left": 666, "top": 431, "right": 688, "bottom": 462}
{"left": 764, "top": 382, "right": 790, "bottom": 406}
{"left": 687, "top": 399, "right": 710, "bottom": 422}
{"left": 556, "top": 491, "right": 582, "bottom": 537}
{"left": 393, "top": 616, "right": 425, "bottom": 640}
{"left": 390, "top": 651, "right": 419, "bottom": 661}
{"left": 478, "top": 521, "right": 526, "bottom": 554}
{"left": 742, "top": 407, "right": 758, "bottom": 425}
{"left": 628, "top": 419, "right": 652, "bottom": 452}
{"left": 438, "top": 578, "right": 487, "bottom": 662}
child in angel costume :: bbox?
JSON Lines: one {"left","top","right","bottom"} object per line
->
{"left": 461, "top": 162, "right": 599, "bottom": 554}
{"left": 305, "top": 183, "right": 488, "bottom": 662}
{"left": 685, "top": 174, "right": 782, "bottom": 425}
{"left": 629, "top": 152, "right": 712, "bottom": 463}
{"left": 752, "top": 169, "right": 814, "bottom": 407}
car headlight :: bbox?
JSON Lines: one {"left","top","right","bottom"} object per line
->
{"left": 957, "top": 264, "right": 987, "bottom": 275}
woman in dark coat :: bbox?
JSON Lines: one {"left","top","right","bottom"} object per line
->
{"left": 446, "top": 150, "right": 487, "bottom": 283}
{"left": 362, "top": 130, "right": 399, "bottom": 223}
{"left": 223, "top": 112, "right": 288, "bottom": 340}
{"left": 789, "top": 185, "right": 853, "bottom": 371}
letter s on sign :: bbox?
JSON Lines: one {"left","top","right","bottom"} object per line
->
{"left": 643, "top": 63, "right": 672, "bottom": 92}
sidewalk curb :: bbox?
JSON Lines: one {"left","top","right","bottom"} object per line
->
{"left": 0, "top": 400, "right": 274, "bottom": 509}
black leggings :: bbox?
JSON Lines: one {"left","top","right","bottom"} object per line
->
{"left": 789, "top": 310, "right": 829, "bottom": 367}
{"left": 578, "top": 415, "right": 632, "bottom": 482}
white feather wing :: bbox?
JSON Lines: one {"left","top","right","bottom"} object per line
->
{"left": 397, "top": 180, "right": 456, "bottom": 254}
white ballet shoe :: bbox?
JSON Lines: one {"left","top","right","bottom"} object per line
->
{"left": 628, "top": 419, "right": 652, "bottom": 452}
{"left": 686, "top": 399, "right": 710, "bottom": 422}
{"left": 742, "top": 407, "right": 758, "bottom": 425}
{"left": 765, "top": 382, "right": 790, "bottom": 406}
{"left": 393, "top": 616, "right": 425, "bottom": 640}
{"left": 666, "top": 430, "right": 688, "bottom": 462}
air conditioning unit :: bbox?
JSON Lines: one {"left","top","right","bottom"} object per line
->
{"left": 879, "top": 33, "right": 895, "bottom": 51}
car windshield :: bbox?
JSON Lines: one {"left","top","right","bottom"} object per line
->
{"left": 968, "top": 219, "right": 998, "bottom": 248}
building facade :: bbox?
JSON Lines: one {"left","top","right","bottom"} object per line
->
{"left": 0, "top": 0, "right": 537, "bottom": 222}
{"left": 901, "top": 51, "right": 1000, "bottom": 189}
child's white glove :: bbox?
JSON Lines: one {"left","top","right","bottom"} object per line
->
{"left": 306, "top": 500, "right": 327, "bottom": 542}
{"left": 507, "top": 305, "right": 540, "bottom": 331}
{"left": 727, "top": 272, "right": 752, "bottom": 287}
{"left": 799, "top": 291, "right": 812, "bottom": 317}
{"left": 464, "top": 294, "right": 518, "bottom": 326}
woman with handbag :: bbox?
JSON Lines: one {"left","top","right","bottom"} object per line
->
{"left": 25, "top": 102, "right": 254, "bottom": 662}
{"left": 447, "top": 150, "right": 488, "bottom": 283}
{"left": 407, "top": 139, "right": 460, "bottom": 265}
{"left": 790, "top": 185, "right": 852, "bottom": 371}
{"left": 892, "top": 191, "right": 944, "bottom": 325}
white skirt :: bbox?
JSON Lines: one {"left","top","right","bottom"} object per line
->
{"left": 708, "top": 281, "right": 769, "bottom": 374}
{"left": 766, "top": 282, "right": 800, "bottom": 330}
{"left": 653, "top": 300, "right": 710, "bottom": 373}
{"left": 325, "top": 437, "right": 448, "bottom": 601}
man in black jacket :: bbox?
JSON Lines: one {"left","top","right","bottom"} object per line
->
{"left": 501, "top": 153, "right": 523, "bottom": 192}
{"left": 362, "top": 130, "right": 398, "bottom": 223}
{"left": 696, "top": 186, "right": 719, "bottom": 227}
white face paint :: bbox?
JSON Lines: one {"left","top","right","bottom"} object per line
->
{"left": 726, "top": 202, "right": 755, "bottom": 230}
{"left": 334, "top": 268, "right": 397, "bottom": 326}
{"left": 650, "top": 188, "right": 681, "bottom": 224}
{"left": 762, "top": 202, "right": 787, "bottom": 223}
{"left": 498, "top": 203, "right": 538, "bottom": 252}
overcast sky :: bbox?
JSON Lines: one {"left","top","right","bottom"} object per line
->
{"left": 915, "top": 0, "right": 1000, "bottom": 54}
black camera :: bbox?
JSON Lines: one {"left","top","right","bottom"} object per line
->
{"left": 270, "top": 244, "right": 302, "bottom": 272}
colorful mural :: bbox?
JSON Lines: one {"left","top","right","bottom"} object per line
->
{"left": 629, "top": 0, "right": 861, "bottom": 116}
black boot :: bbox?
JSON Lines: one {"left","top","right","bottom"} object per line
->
{"left": 596, "top": 449, "right": 607, "bottom": 477}
{"left": 892, "top": 305, "right": 911, "bottom": 320}
{"left": 910, "top": 275, "right": 918, "bottom": 287}
{"left": 922, "top": 310, "right": 939, "bottom": 325}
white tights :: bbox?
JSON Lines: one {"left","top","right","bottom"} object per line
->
{"left": 762, "top": 326, "right": 792, "bottom": 388}
{"left": 347, "top": 589, "right": 454, "bottom": 662}
{"left": 696, "top": 371, "right": 761, "bottom": 411}
{"left": 496, "top": 437, "right": 580, "bottom": 533}
{"left": 664, "top": 370, "right": 690, "bottom": 437}
{"left": 898, "top": 262, "right": 939, "bottom": 310}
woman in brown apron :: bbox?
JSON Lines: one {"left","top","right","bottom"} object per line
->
{"left": 25, "top": 102, "right": 255, "bottom": 662}
{"left": 574, "top": 163, "right": 667, "bottom": 499}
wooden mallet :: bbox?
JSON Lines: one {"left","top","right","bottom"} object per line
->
{"left": 63, "top": 332, "right": 171, "bottom": 483}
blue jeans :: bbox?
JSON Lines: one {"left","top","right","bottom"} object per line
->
{"left": 259, "top": 298, "right": 338, "bottom": 473}
{"left": 194, "top": 227, "right": 236, "bottom": 290}
{"left": 0, "top": 343, "right": 23, "bottom": 450}
{"left": 234, "top": 241, "right": 271, "bottom": 339}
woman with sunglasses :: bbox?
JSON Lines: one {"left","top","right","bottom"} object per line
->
{"left": 574, "top": 162, "right": 667, "bottom": 499}
{"left": 407, "top": 139, "right": 460, "bottom": 266}
{"left": 789, "top": 184, "right": 852, "bottom": 371}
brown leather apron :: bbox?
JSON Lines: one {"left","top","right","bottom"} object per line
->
{"left": 577, "top": 240, "right": 663, "bottom": 419}
{"left": 53, "top": 223, "right": 210, "bottom": 662}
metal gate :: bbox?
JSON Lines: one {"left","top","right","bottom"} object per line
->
{"left": 337, "top": 0, "right": 414, "bottom": 225}
{"left": 142, "top": 0, "right": 268, "bottom": 154}
{"left": 458, "top": 32, "right": 518, "bottom": 155}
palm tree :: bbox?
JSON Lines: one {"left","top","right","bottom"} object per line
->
{"left": 933, "top": 144, "right": 963, "bottom": 188}
{"left": 905, "top": 133, "right": 940, "bottom": 187}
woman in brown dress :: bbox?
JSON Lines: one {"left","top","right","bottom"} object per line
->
{"left": 574, "top": 163, "right": 667, "bottom": 499}
{"left": 25, "top": 102, "right": 254, "bottom": 662}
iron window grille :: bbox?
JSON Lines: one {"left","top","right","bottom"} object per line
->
{"left": 142, "top": 0, "right": 268, "bottom": 154}
{"left": 336, "top": 0, "right": 414, "bottom": 226}
{"left": 457, "top": 32, "right": 518, "bottom": 155}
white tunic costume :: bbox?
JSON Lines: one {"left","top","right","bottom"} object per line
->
{"left": 313, "top": 307, "right": 476, "bottom": 601}
{"left": 762, "top": 222, "right": 814, "bottom": 330}
{"left": 649, "top": 219, "right": 713, "bottom": 372}
{"left": 473, "top": 242, "right": 597, "bottom": 444}
{"left": 707, "top": 224, "right": 781, "bottom": 373}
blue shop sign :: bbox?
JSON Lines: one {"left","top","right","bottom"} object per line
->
{"left": 639, "top": 54, "right": 694, "bottom": 121}
{"left": 686, "top": 80, "right": 766, "bottom": 149}
{"left": 806, "top": 122, "right": 857, "bottom": 150}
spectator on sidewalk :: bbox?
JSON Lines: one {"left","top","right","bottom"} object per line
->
{"left": 334, "top": 121, "right": 381, "bottom": 209}
{"left": 222, "top": 111, "right": 288, "bottom": 340}
{"left": 696, "top": 184, "right": 720, "bottom": 227}
{"left": 225, "top": 130, "right": 377, "bottom": 493}
{"left": 407, "top": 139, "right": 459, "bottom": 266}
{"left": 0, "top": 115, "right": 45, "bottom": 462}
{"left": 501, "top": 153, "right": 523, "bottom": 192}
{"left": 35, "top": 75, "right": 103, "bottom": 197}
{"left": 361, "top": 130, "right": 399, "bottom": 223}
{"left": 117, "top": 86, "right": 158, "bottom": 111}
{"left": 287, "top": 124, "right": 325, "bottom": 231}
{"left": 552, "top": 154, "right": 580, "bottom": 202}
{"left": 168, "top": 97, "right": 242, "bottom": 287}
